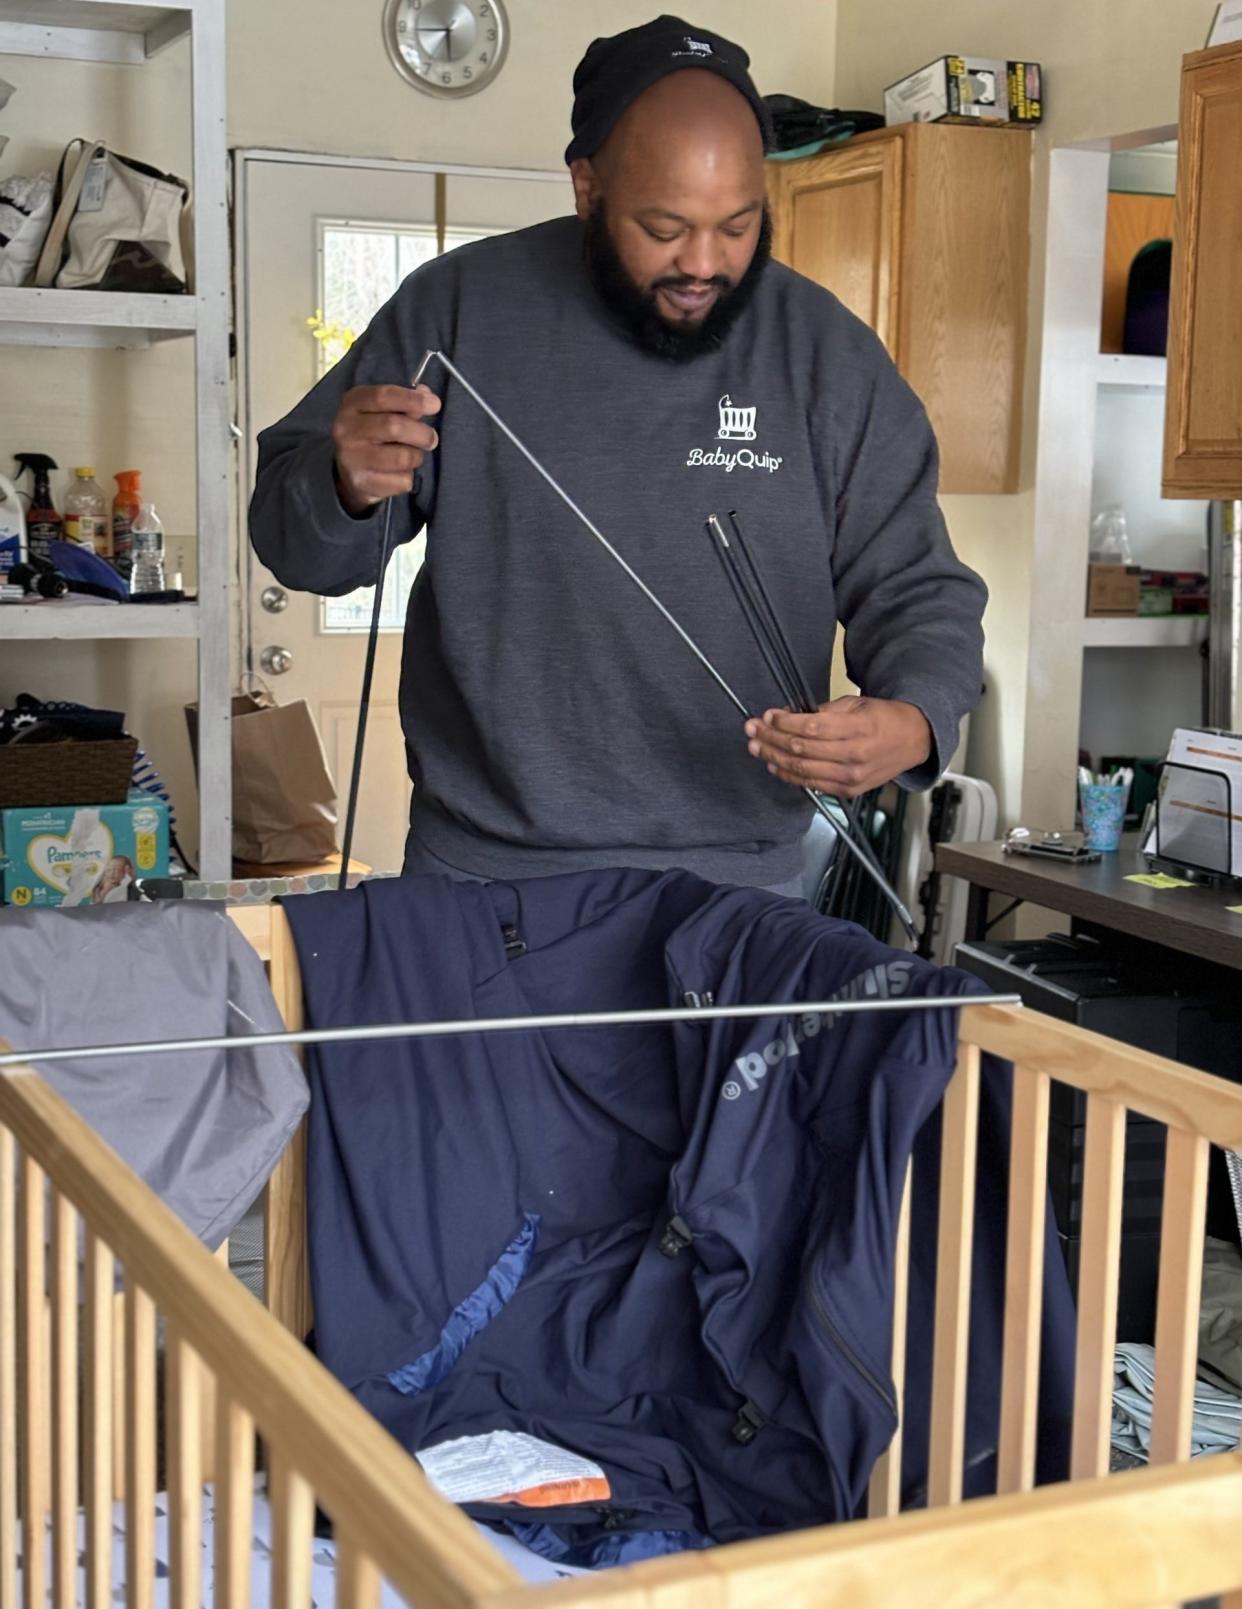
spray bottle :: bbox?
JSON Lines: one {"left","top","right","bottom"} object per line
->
{"left": 0, "top": 471, "right": 25, "bottom": 578}
{"left": 13, "top": 453, "right": 62, "bottom": 562}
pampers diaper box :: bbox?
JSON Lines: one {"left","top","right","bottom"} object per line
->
{"left": 0, "top": 793, "right": 169, "bottom": 908}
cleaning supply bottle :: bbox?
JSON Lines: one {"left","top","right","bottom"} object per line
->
{"left": 0, "top": 472, "right": 26, "bottom": 578}
{"left": 129, "top": 502, "right": 166, "bottom": 595}
{"left": 13, "top": 453, "right": 62, "bottom": 562}
{"left": 112, "top": 469, "right": 142, "bottom": 578}
{"left": 63, "top": 467, "right": 110, "bottom": 556}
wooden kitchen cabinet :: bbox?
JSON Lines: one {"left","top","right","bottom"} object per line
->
{"left": 1163, "top": 39, "right": 1242, "bottom": 499}
{"left": 769, "top": 124, "right": 1031, "bottom": 494}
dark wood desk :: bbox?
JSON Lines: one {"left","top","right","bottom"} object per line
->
{"left": 935, "top": 839, "right": 1242, "bottom": 971}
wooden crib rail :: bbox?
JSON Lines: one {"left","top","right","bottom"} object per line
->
{"left": 0, "top": 1055, "right": 520, "bottom": 1609}
{"left": 495, "top": 1453, "right": 1242, "bottom": 1608}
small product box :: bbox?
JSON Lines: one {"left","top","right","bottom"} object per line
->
{"left": 1086, "top": 563, "right": 1142, "bottom": 618}
{"left": 885, "top": 56, "right": 1043, "bottom": 126}
{"left": 0, "top": 791, "right": 169, "bottom": 908}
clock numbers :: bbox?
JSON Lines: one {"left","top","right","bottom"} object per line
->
{"left": 479, "top": 51, "right": 488, "bottom": 62}
{"left": 479, "top": 2, "right": 491, "bottom": 12}
{"left": 463, "top": 65, "right": 472, "bottom": 79}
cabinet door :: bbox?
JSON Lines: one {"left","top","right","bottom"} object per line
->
{"left": 769, "top": 138, "right": 903, "bottom": 351}
{"left": 1164, "top": 41, "right": 1242, "bottom": 498}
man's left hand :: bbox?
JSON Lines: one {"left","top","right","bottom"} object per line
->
{"left": 745, "top": 696, "right": 933, "bottom": 798}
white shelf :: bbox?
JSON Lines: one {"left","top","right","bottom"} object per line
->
{"left": 0, "top": 1, "right": 189, "bottom": 64}
{"left": 0, "top": 287, "right": 196, "bottom": 349}
{"left": 0, "top": 602, "right": 198, "bottom": 640}
{"left": 1095, "top": 353, "right": 1167, "bottom": 392}
{"left": 1083, "top": 615, "right": 1207, "bottom": 649}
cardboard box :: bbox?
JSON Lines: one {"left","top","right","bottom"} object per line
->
{"left": 0, "top": 791, "right": 169, "bottom": 907}
{"left": 884, "top": 56, "right": 1043, "bottom": 126}
{"left": 1086, "top": 563, "right": 1142, "bottom": 617}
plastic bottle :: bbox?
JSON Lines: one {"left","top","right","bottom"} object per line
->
{"left": 63, "top": 467, "right": 110, "bottom": 556}
{"left": 0, "top": 472, "right": 26, "bottom": 578}
{"left": 129, "top": 502, "right": 166, "bottom": 595}
{"left": 13, "top": 453, "right": 62, "bottom": 562}
{"left": 112, "top": 470, "right": 142, "bottom": 578}
{"left": 1089, "top": 503, "right": 1133, "bottom": 565}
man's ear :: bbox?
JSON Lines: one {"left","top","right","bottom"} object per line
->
{"left": 569, "top": 158, "right": 600, "bottom": 221}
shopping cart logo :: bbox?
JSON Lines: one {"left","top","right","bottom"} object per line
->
{"left": 717, "top": 394, "right": 757, "bottom": 441}
{"left": 683, "top": 36, "right": 714, "bottom": 56}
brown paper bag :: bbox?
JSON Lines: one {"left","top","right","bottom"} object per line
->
{"left": 186, "top": 689, "right": 339, "bottom": 865}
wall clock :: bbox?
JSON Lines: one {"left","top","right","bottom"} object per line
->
{"left": 383, "top": 0, "right": 510, "bottom": 98}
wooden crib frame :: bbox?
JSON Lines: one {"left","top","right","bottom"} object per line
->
{"left": 1, "top": 899, "right": 1241, "bottom": 1607}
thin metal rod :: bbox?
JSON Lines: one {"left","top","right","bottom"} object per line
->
{"left": 338, "top": 349, "right": 436, "bottom": 893}
{"left": 725, "top": 511, "right": 818, "bottom": 715}
{"left": 0, "top": 994, "right": 1022, "bottom": 1072}
{"left": 422, "top": 350, "right": 749, "bottom": 717}
{"left": 707, "top": 514, "right": 804, "bottom": 713}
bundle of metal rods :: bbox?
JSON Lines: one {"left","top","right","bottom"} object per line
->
{"left": 705, "top": 512, "right": 918, "bottom": 942}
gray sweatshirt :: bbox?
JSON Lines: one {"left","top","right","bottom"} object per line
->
{"left": 250, "top": 216, "right": 986, "bottom": 887}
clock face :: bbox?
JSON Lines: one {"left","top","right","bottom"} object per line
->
{"left": 384, "top": 0, "right": 509, "bottom": 98}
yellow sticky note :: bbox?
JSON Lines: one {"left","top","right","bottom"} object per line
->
{"left": 1125, "top": 873, "right": 1194, "bottom": 889}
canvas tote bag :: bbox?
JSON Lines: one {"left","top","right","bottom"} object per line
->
{"left": 34, "top": 139, "right": 190, "bottom": 293}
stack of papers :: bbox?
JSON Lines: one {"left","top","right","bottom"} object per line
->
{"left": 1145, "top": 728, "right": 1242, "bottom": 876}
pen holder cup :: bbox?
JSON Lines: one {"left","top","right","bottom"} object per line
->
{"left": 1079, "top": 782, "right": 1128, "bottom": 852}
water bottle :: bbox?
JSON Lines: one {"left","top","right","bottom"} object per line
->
{"left": 129, "top": 502, "right": 166, "bottom": 595}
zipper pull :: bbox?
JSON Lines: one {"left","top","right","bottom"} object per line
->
{"left": 658, "top": 1214, "right": 694, "bottom": 1259}
{"left": 730, "top": 1400, "right": 764, "bottom": 1446}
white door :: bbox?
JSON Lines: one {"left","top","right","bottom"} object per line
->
{"left": 236, "top": 153, "right": 570, "bottom": 873}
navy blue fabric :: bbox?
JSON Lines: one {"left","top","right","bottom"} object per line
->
{"left": 388, "top": 1212, "right": 541, "bottom": 1398}
{"left": 284, "top": 869, "right": 1074, "bottom": 1553}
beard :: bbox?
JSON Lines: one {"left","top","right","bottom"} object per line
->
{"left": 584, "top": 200, "right": 772, "bottom": 363}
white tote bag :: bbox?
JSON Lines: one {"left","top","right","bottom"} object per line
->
{"left": 0, "top": 172, "right": 54, "bottom": 288}
{"left": 34, "top": 139, "right": 190, "bottom": 293}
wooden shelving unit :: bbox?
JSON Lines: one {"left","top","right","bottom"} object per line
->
{"left": 0, "top": 0, "right": 232, "bottom": 877}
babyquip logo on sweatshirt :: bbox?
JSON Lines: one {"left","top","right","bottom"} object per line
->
{"left": 720, "top": 962, "right": 917, "bottom": 1100}
{"left": 680, "top": 36, "right": 714, "bottom": 56}
{"left": 686, "top": 393, "right": 783, "bottom": 476}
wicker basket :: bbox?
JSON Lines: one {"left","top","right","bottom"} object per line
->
{"left": 0, "top": 737, "right": 138, "bottom": 809}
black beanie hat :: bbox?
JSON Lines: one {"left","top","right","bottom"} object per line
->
{"left": 565, "top": 15, "right": 773, "bottom": 165}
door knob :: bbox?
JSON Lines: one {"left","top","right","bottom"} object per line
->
{"left": 261, "top": 585, "right": 289, "bottom": 613}
{"left": 259, "top": 645, "right": 293, "bottom": 675}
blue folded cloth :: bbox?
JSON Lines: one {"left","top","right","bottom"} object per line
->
{"left": 1111, "top": 1341, "right": 1242, "bottom": 1461}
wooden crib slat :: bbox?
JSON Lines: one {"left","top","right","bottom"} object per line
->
{"left": 20, "top": 1152, "right": 48, "bottom": 1609}
{"left": 928, "top": 1042, "right": 981, "bottom": 1508}
{"left": 1070, "top": 1094, "right": 1126, "bottom": 1480}
{"left": 215, "top": 1395, "right": 254, "bottom": 1609}
{"left": 113, "top": 1288, "right": 127, "bottom": 1499}
{"left": 167, "top": 1322, "right": 204, "bottom": 1609}
{"left": 265, "top": 914, "right": 311, "bottom": 1340}
{"left": 270, "top": 1453, "right": 315, "bottom": 1608}
{"left": 0, "top": 1128, "right": 16, "bottom": 1609}
{"left": 997, "top": 1068, "right": 1051, "bottom": 1495}
{"left": 124, "top": 1283, "right": 156, "bottom": 1609}
{"left": 867, "top": 1161, "right": 912, "bottom": 1518}
{"left": 334, "top": 1534, "right": 381, "bottom": 1609}
{"left": 1149, "top": 1127, "right": 1210, "bottom": 1465}
{"left": 51, "top": 1190, "right": 78, "bottom": 1609}
{"left": 84, "top": 1232, "right": 114, "bottom": 1609}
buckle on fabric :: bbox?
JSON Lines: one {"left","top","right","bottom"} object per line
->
{"left": 731, "top": 1400, "right": 764, "bottom": 1446}
{"left": 682, "top": 990, "right": 715, "bottom": 1009}
{"left": 501, "top": 922, "right": 527, "bottom": 960}
{"left": 658, "top": 1215, "right": 694, "bottom": 1259}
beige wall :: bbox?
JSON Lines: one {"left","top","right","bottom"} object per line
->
{"left": 0, "top": 2, "right": 835, "bottom": 862}
{"left": 835, "top": 0, "right": 1213, "bottom": 828}
{"left": 231, "top": 0, "right": 838, "bottom": 168}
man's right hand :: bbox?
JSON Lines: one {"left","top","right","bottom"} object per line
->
{"left": 331, "top": 383, "right": 442, "bottom": 515}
